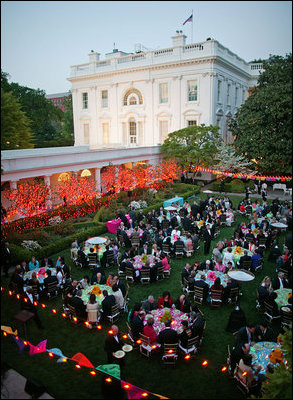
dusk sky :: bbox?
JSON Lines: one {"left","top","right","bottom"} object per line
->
{"left": 1, "top": 1, "right": 292, "bottom": 94}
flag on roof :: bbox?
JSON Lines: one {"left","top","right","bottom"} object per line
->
{"left": 183, "top": 14, "right": 193, "bottom": 25}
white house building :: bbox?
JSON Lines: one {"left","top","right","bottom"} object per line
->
{"left": 1, "top": 32, "right": 263, "bottom": 205}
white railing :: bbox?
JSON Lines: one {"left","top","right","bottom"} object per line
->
{"left": 183, "top": 43, "right": 204, "bottom": 51}
{"left": 154, "top": 48, "right": 173, "bottom": 56}
{"left": 250, "top": 63, "right": 263, "bottom": 70}
{"left": 118, "top": 54, "right": 146, "bottom": 64}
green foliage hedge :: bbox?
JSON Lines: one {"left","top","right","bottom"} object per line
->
{"left": 9, "top": 244, "right": 32, "bottom": 265}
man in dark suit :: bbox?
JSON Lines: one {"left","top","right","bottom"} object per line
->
{"left": 68, "top": 290, "right": 87, "bottom": 319}
{"left": 254, "top": 322, "right": 275, "bottom": 342}
{"left": 21, "top": 287, "right": 44, "bottom": 329}
{"left": 194, "top": 274, "right": 209, "bottom": 301}
{"left": 181, "top": 263, "right": 191, "bottom": 284}
{"left": 272, "top": 272, "right": 289, "bottom": 290}
{"left": 130, "top": 311, "right": 145, "bottom": 341}
{"left": 230, "top": 343, "right": 250, "bottom": 375}
{"left": 104, "top": 325, "right": 125, "bottom": 368}
{"left": 128, "top": 207, "right": 136, "bottom": 224}
{"left": 40, "top": 257, "right": 54, "bottom": 269}
{"left": 190, "top": 310, "right": 205, "bottom": 339}
{"left": 223, "top": 277, "right": 240, "bottom": 303}
{"left": 174, "top": 294, "right": 191, "bottom": 313}
{"left": 191, "top": 201, "right": 200, "bottom": 218}
{"left": 113, "top": 276, "right": 126, "bottom": 297}
{"left": 238, "top": 250, "right": 252, "bottom": 268}
{"left": 158, "top": 319, "right": 179, "bottom": 349}
{"left": 9, "top": 266, "right": 24, "bottom": 294}
{"left": 101, "top": 290, "right": 116, "bottom": 319}
{"left": 1, "top": 241, "right": 11, "bottom": 277}
{"left": 234, "top": 324, "right": 255, "bottom": 348}
{"left": 203, "top": 224, "right": 212, "bottom": 255}
{"left": 77, "top": 247, "right": 88, "bottom": 269}
{"left": 43, "top": 269, "right": 58, "bottom": 295}
{"left": 100, "top": 245, "right": 114, "bottom": 269}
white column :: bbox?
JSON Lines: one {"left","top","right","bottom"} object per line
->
{"left": 95, "top": 167, "right": 101, "bottom": 193}
{"left": 43, "top": 175, "right": 51, "bottom": 187}
{"left": 10, "top": 180, "right": 18, "bottom": 190}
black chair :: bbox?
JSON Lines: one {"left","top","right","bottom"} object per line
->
{"left": 105, "top": 252, "right": 115, "bottom": 268}
{"left": 47, "top": 281, "right": 58, "bottom": 299}
{"left": 263, "top": 300, "right": 281, "bottom": 324}
{"left": 162, "top": 343, "right": 179, "bottom": 366}
{"left": 88, "top": 253, "right": 98, "bottom": 269}
{"left": 174, "top": 244, "right": 184, "bottom": 258}
{"left": 106, "top": 304, "right": 120, "bottom": 324}
{"left": 140, "top": 269, "right": 151, "bottom": 284}
{"left": 194, "top": 286, "right": 205, "bottom": 305}
{"left": 125, "top": 266, "right": 134, "bottom": 282}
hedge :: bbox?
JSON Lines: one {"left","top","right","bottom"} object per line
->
{"left": 9, "top": 244, "right": 32, "bottom": 265}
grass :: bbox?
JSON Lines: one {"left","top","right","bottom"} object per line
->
{"left": 1, "top": 192, "right": 289, "bottom": 399}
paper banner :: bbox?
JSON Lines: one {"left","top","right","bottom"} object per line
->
{"left": 121, "top": 380, "right": 149, "bottom": 399}
{"left": 96, "top": 364, "right": 121, "bottom": 380}
{"left": 29, "top": 339, "right": 47, "bottom": 356}
{"left": 12, "top": 335, "right": 26, "bottom": 354}
{"left": 47, "top": 347, "right": 67, "bottom": 359}
{"left": 71, "top": 352, "right": 94, "bottom": 368}
{"left": 1, "top": 325, "right": 18, "bottom": 336}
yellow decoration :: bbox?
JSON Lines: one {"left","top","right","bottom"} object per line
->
{"left": 269, "top": 348, "right": 283, "bottom": 364}
{"left": 90, "top": 285, "right": 102, "bottom": 296}
{"left": 1, "top": 325, "right": 18, "bottom": 336}
{"left": 234, "top": 246, "right": 244, "bottom": 256}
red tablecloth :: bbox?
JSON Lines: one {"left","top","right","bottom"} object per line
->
{"left": 106, "top": 214, "right": 130, "bottom": 234}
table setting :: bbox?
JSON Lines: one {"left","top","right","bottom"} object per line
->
{"left": 195, "top": 269, "right": 229, "bottom": 288}
{"left": 23, "top": 267, "right": 57, "bottom": 285}
{"left": 222, "top": 246, "right": 253, "bottom": 264}
{"left": 145, "top": 307, "right": 189, "bottom": 334}
{"left": 250, "top": 341, "right": 284, "bottom": 375}
{"left": 81, "top": 284, "right": 114, "bottom": 306}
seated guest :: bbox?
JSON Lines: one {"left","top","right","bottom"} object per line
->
{"left": 214, "top": 260, "right": 226, "bottom": 273}
{"left": 129, "top": 303, "right": 143, "bottom": 323}
{"left": 130, "top": 310, "right": 145, "bottom": 341}
{"left": 250, "top": 249, "right": 262, "bottom": 271}
{"left": 181, "top": 263, "right": 191, "bottom": 284}
{"left": 222, "top": 247, "right": 235, "bottom": 268}
{"left": 77, "top": 246, "right": 88, "bottom": 268}
{"left": 230, "top": 343, "right": 250, "bottom": 374}
{"left": 150, "top": 259, "right": 160, "bottom": 283}
{"left": 185, "top": 234, "right": 194, "bottom": 252}
{"left": 210, "top": 277, "right": 224, "bottom": 297}
{"left": 112, "top": 276, "right": 126, "bottom": 297}
{"left": 254, "top": 322, "right": 275, "bottom": 342}
{"left": 160, "top": 252, "right": 170, "bottom": 271}
{"left": 78, "top": 275, "right": 90, "bottom": 290}
{"left": 222, "top": 277, "right": 240, "bottom": 303}
{"left": 28, "top": 256, "right": 39, "bottom": 271}
{"left": 129, "top": 245, "right": 138, "bottom": 258}
{"left": 112, "top": 284, "right": 124, "bottom": 310}
{"left": 234, "top": 324, "right": 255, "bottom": 348}
{"left": 143, "top": 316, "right": 158, "bottom": 344}
{"left": 27, "top": 271, "right": 41, "bottom": 295}
{"left": 272, "top": 271, "right": 289, "bottom": 290}
{"left": 175, "top": 294, "right": 191, "bottom": 313}
{"left": 86, "top": 293, "right": 100, "bottom": 325}
{"left": 106, "top": 272, "right": 115, "bottom": 287}
{"left": 258, "top": 276, "right": 273, "bottom": 305}
{"left": 69, "top": 289, "right": 87, "bottom": 319}
{"left": 179, "top": 320, "right": 194, "bottom": 348}
{"left": 264, "top": 292, "right": 280, "bottom": 317}
{"left": 157, "top": 291, "right": 173, "bottom": 309}
{"left": 100, "top": 245, "right": 115, "bottom": 268}
{"left": 56, "top": 266, "right": 65, "bottom": 289}
{"left": 20, "top": 260, "right": 28, "bottom": 273}
{"left": 59, "top": 258, "right": 71, "bottom": 281}
{"left": 199, "top": 259, "right": 213, "bottom": 271}
{"left": 91, "top": 271, "right": 106, "bottom": 285}
{"left": 43, "top": 269, "right": 58, "bottom": 294}
{"left": 187, "top": 271, "right": 196, "bottom": 291}
{"left": 101, "top": 289, "right": 116, "bottom": 319}
{"left": 239, "top": 250, "right": 252, "bottom": 269}
{"left": 235, "top": 354, "right": 263, "bottom": 396}
{"left": 190, "top": 309, "right": 205, "bottom": 339}
{"left": 142, "top": 295, "right": 157, "bottom": 313}
{"left": 174, "top": 236, "right": 185, "bottom": 255}
{"left": 158, "top": 319, "right": 178, "bottom": 348}
{"left": 194, "top": 274, "right": 209, "bottom": 302}
{"left": 151, "top": 243, "right": 161, "bottom": 257}
{"left": 41, "top": 256, "right": 54, "bottom": 269}
{"left": 66, "top": 279, "right": 79, "bottom": 297}
{"left": 139, "top": 243, "right": 149, "bottom": 256}
{"left": 21, "top": 287, "right": 44, "bottom": 329}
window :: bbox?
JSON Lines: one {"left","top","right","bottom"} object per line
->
{"left": 159, "top": 120, "right": 169, "bottom": 142}
{"left": 188, "top": 120, "right": 197, "bottom": 126}
{"left": 159, "top": 83, "right": 168, "bottom": 103}
{"left": 235, "top": 87, "right": 238, "bottom": 106}
{"left": 129, "top": 96, "right": 137, "bottom": 105}
{"left": 129, "top": 119, "right": 137, "bottom": 144}
{"left": 123, "top": 89, "right": 143, "bottom": 105}
{"left": 217, "top": 80, "right": 221, "bottom": 103}
{"left": 83, "top": 124, "right": 89, "bottom": 144}
{"left": 101, "top": 90, "right": 108, "bottom": 108}
{"left": 227, "top": 84, "right": 231, "bottom": 105}
{"left": 82, "top": 92, "right": 88, "bottom": 109}
{"left": 102, "top": 123, "right": 109, "bottom": 144}
{"left": 188, "top": 80, "right": 197, "bottom": 101}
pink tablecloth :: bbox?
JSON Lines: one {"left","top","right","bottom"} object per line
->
{"left": 106, "top": 214, "right": 130, "bottom": 234}
{"left": 145, "top": 308, "right": 189, "bottom": 334}
{"left": 132, "top": 254, "right": 158, "bottom": 270}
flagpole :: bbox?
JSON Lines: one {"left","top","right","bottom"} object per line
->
{"left": 191, "top": 9, "right": 193, "bottom": 43}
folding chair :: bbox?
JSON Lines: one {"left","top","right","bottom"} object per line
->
{"left": 280, "top": 308, "right": 292, "bottom": 329}
{"left": 183, "top": 278, "right": 194, "bottom": 296}
{"left": 88, "top": 253, "right": 98, "bottom": 270}
{"left": 139, "top": 333, "right": 158, "bottom": 358}
{"left": 140, "top": 269, "right": 151, "bottom": 284}
{"left": 162, "top": 343, "right": 179, "bottom": 366}
{"left": 106, "top": 304, "right": 120, "bottom": 324}
{"left": 178, "top": 335, "right": 199, "bottom": 357}
{"left": 263, "top": 300, "right": 281, "bottom": 324}
{"left": 47, "top": 281, "right": 58, "bottom": 299}
{"left": 125, "top": 266, "right": 134, "bottom": 282}
{"left": 157, "top": 265, "right": 165, "bottom": 280}
{"left": 174, "top": 244, "right": 185, "bottom": 258}
{"left": 210, "top": 289, "right": 223, "bottom": 308}
{"left": 194, "top": 286, "right": 205, "bottom": 305}
{"left": 228, "top": 287, "right": 240, "bottom": 305}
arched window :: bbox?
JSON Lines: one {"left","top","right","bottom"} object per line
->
{"left": 81, "top": 169, "right": 91, "bottom": 177}
{"left": 129, "top": 96, "right": 137, "bottom": 105}
{"left": 58, "top": 172, "right": 70, "bottom": 182}
{"left": 129, "top": 119, "right": 137, "bottom": 144}
{"left": 123, "top": 88, "right": 143, "bottom": 106}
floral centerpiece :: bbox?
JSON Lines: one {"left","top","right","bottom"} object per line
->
{"left": 38, "top": 268, "right": 46, "bottom": 276}
{"left": 269, "top": 348, "right": 283, "bottom": 364}
{"left": 198, "top": 220, "right": 204, "bottom": 227}
{"left": 206, "top": 271, "right": 216, "bottom": 281}
{"left": 216, "top": 209, "right": 222, "bottom": 215}
{"left": 252, "top": 228, "right": 259, "bottom": 235}
{"left": 160, "top": 310, "right": 172, "bottom": 324}
{"left": 234, "top": 246, "right": 244, "bottom": 256}
{"left": 90, "top": 285, "right": 102, "bottom": 296}
{"left": 141, "top": 254, "right": 148, "bottom": 264}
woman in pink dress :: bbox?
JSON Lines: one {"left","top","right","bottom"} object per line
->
{"left": 214, "top": 260, "right": 226, "bottom": 273}
{"left": 160, "top": 253, "right": 170, "bottom": 271}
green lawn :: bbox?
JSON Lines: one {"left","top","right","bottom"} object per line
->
{"left": 1, "top": 193, "right": 288, "bottom": 399}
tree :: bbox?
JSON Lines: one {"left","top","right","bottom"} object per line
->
{"left": 230, "top": 54, "right": 292, "bottom": 175}
{"left": 60, "top": 93, "right": 74, "bottom": 145}
{"left": 212, "top": 140, "right": 254, "bottom": 173}
{"left": 161, "top": 124, "right": 221, "bottom": 170}
{"left": 1, "top": 89, "right": 34, "bottom": 150}
{"left": 262, "top": 327, "right": 292, "bottom": 399}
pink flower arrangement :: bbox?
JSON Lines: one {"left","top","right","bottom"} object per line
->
{"left": 39, "top": 267, "right": 46, "bottom": 275}
{"left": 207, "top": 271, "right": 216, "bottom": 281}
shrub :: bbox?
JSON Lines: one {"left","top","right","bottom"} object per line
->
{"left": 54, "top": 221, "right": 76, "bottom": 236}
{"left": 48, "top": 215, "right": 63, "bottom": 226}
{"left": 9, "top": 244, "right": 32, "bottom": 265}
{"left": 21, "top": 240, "right": 41, "bottom": 251}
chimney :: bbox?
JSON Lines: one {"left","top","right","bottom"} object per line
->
{"left": 88, "top": 51, "right": 100, "bottom": 62}
{"left": 172, "top": 31, "right": 187, "bottom": 47}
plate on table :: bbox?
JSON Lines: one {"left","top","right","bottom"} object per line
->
{"left": 251, "top": 353, "right": 258, "bottom": 361}
{"left": 122, "top": 345, "right": 133, "bottom": 353}
{"left": 253, "top": 344, "right": 263, "bottom": 351}
{"left": 180, "top": 314, "right": 189, "bottom": 320}
{"left": 114, "top": 350, "right": 125, "bottom": 358}
{"left": 263, "top": 342, "right": 275, "bottom": 349}
{"left": 172, "top": 309, "right": 181, "bottom": 315}
{"left": 281, "top": 307, "right": 290, "bottom": 312}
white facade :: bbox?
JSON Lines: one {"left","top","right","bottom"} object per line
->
{"left": 69, "top": 33, "right": 263, "bottom": 147}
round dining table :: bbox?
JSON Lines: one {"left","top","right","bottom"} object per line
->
{"left": 274, "top": 288, "right": 292, "bottom": 309}
{"left": 132, "top": 254, "right": 159, "bottom": 270}
{"left": 81, "top": 284, "right": 114, "bottom": 306}
{"left": 145, "top": 307, "right": 189, "bottom": 334}
{"left": 23, "top": 267, "right": 57, "bottom": 285}
{"left": 222, "top": 246, "right": 253, "bottom": 264}
{"left": 250, "top": 341, "right": 280, "bottom": 375}
{"left": 195, "top": 269, "right": 229, "bottom": 288}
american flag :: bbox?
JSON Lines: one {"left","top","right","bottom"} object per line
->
{"left": 183, "top": 14, "right": 193, "bottom": 25}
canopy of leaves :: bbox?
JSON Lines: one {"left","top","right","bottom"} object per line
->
{"left": 212, "top": 140, "right": 254, "bottom": 173}
{"left": 161, "top": 124, "right": 221, "bottom": 170}
{"left": 230, "top": 54, "right": 292, "bottom": 176}
{"left": 1, "top": 89, "right": 34, "bottom": 150}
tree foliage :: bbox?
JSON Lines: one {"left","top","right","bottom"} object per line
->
{"left": 1, "top": 89, "right": 34, "bottom": 150}
{"left": 212, "top": 140, "right": 254, "bottom": 173}
{"left": 161, "top": 124, "right": 221, "bottom": 170}
{"left": 230, "top": 54, "right": 292, "bottom": 175}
